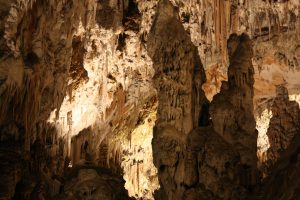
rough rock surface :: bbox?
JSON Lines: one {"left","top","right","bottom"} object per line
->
{"left": 147, "top": 1, "right": 207, "bottom": 197}
{"left": 148, "top": 5, "right": 258, "bottom": 196}
{"left": 210, "top": 33, "right": 258, "bottom": 179}
{"left": 56, "top": 162, "right": 131, "bottom": 200}
{"left": 251, "top": 132, "right": 300, "bottom": 200}
{"left": 257, "top": 85, "right": 300, "bottom": 175}
{"left": 0, "top": 0, "right": 300, "bottom": 199}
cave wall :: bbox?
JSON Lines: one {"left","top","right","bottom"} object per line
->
{"left": 0, "top": 0, "right": 158, "bottom": 199}
{"left": 0, "top": 0, "right": 92, "bottom": 198}
{"left": 0, "top": 0, "right": 299, "bottom": 199}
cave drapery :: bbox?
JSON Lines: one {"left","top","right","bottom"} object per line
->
{"left": 0, "top": 0, "right": 300, "bottom": 199}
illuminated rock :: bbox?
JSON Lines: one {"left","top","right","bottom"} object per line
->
{"left": 0, "top": 0, "right": 300, "bottom": 199}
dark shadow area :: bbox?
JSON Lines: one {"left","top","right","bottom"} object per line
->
{"left": 122, "top": 0, "right": 141, "bottom": 32}
{"left": 24, "top": 51, "right": 39, "bottom": 67}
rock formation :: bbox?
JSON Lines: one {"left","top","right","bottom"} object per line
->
{"left": 257, "top": 85, "right": 300, "bottom": 176}
{"left": 55, "top": 164, "right": 131, "bottom": 200}
{"left": 0, "top": 0, "right": 300, "bottom": 199}
{"left": 210, "top": 33, "right": 258, "bottom": 185}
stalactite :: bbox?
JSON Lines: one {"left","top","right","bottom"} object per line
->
{"left": 129, "top": 131, "right": 132, "bottom": 149}
{"left": 137, "top": 161, "right": 140, "bottom": 197}
{"left": 268, "top": 11, "right": 271, "bottom": 40}
{"left": 0, "top": 0, "right": 300, "bottom": 199}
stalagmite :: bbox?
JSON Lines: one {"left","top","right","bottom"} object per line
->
{"left": 0, "top": 0, "right": 300, "bottom": 199}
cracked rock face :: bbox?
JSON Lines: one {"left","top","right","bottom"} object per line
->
{"left": 0, "top": 0, "right": 300, "bottom": 199}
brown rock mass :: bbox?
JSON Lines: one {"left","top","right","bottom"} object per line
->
{"left": 0, "top": 0, "right": 299, "bottom": 199}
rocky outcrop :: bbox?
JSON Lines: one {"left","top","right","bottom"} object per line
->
{"left": 210, "top": 33, "right": 258, "bottom": 184}
{"left": 258, "top": 85, "right": 300, "bottom": 175}
{"left": 147, "top": 0, "right": 206, "bottom": 135}
{"left": 147, "top": 1, "right": 258, "bottom": 199}
{"left": 147, "top": 0, "right": 206, "bottom": 197}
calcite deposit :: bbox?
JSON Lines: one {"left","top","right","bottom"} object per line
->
{"left": 0, "top": 0, "right": 300, "bottom": 199}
